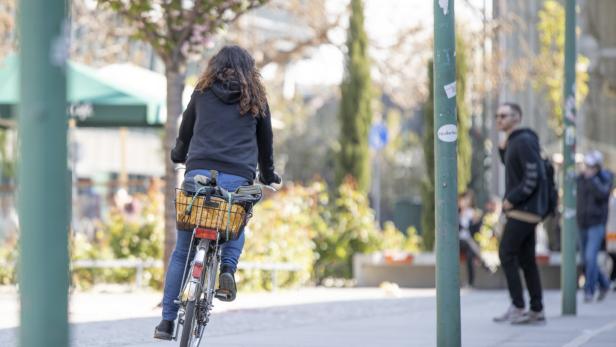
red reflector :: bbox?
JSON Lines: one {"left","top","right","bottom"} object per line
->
{"left": 195, "top": 228, "right": 218, "bottom": 240}
{"left": 192, "top": 262, "right": 204, "bottom": 278}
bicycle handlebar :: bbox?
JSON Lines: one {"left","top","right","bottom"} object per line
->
{"left": 174, "top": 166, "right": 282, "bottom": 192}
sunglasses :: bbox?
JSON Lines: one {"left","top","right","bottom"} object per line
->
{"left": 495, "top": 113, "right": 510, "bottom": 120}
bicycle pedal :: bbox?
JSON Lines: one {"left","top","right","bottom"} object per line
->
{"left": 173, "top": 299, "right": 181, "bottom": 305}
{"left": 214, "top": 289, "right": 232, "bottom": 301}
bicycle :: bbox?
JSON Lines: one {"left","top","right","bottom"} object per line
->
{"left": 171, "top": 170, "right": 276, "bottom": 347}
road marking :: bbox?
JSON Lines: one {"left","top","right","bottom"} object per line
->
{"left": 562, "top": 318, "right": 616, "bottom": 347}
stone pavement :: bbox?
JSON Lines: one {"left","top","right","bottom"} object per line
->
{"left": 0, "top": 286, "right": 615, "bottom": 346}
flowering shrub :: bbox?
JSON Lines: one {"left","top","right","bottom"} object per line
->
{"left": 0, "top": 234, "right": 17, "bottom": 285}
{"left": 245, "top": 179, "right": 423, "bottom": 286}
{"left": 380, "top": 221, "right": 423, "bottom": 253}
{"left": 240, "top": 182, "right": 325, "bottom": 290}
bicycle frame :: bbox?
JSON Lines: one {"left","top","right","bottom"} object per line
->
{"left": 169, "top": 173, "right": 270, "bottom": 346}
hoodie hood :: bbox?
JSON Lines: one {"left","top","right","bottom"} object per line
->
{"left": 211, "top": 79, "right": 241, "bottom": 104}
{"left": 508, "top": 127, "right": 539, "bottom": 143}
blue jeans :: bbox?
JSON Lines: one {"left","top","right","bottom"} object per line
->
{"left": 162, "top": 170, "right": 250, "bottom": 321}
{"left": 580, "top": 224, "right": 610, "bottom": 296}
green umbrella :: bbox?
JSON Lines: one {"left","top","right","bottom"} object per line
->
{"left": 0, "top": 54, "right": 164, "bottom": 127}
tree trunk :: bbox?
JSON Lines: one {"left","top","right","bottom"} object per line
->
{"left": 163, "top": 65, "right": 186, "bottom": 272}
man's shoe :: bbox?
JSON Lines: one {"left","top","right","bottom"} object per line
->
{"left": 493, "top": 305, "right": 525, "bottom": 323}
{"left": 597, "top": 288, "right": 608, "bottom": 301}
{"left": 153, "top": 319, "right": 174, "bottom": 340}
{"left": 215, "top": 265, "right": 237, "bottom": 302}
{"left": 584, "top": 293, "right": 593, "bottom": 303}
{"left": 511, "top": 310, "right": 546, "bottom": 325}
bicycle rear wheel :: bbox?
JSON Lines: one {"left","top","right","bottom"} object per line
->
{"left": 179, "top": 288, "right": 201, "bottom": 347}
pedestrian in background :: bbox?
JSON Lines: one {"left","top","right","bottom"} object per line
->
{"left": 607, "top": 188, "right": 616, "bottom": 290}
{"left": 458, "top": 191, "right": 484, "bottom": 287}
{"left": 492, "top": 102, "right": 548, "bottom": 325}
{"left": 577, "top": 150, "right": 614, "bottom": 302}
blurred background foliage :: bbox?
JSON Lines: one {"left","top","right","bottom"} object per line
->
{"left": 70, "top": 191, "right": 164, "bottom": 290}
{"left": 241, "top": 179, "right": 424, "bottom": 290}
{"left": 0, "top": 233, "right": 17, "bottom": 285}
{"left": 0, "top": 0, "right": 525, "bottom": 291}
{"left": 0, "top": 179, "right": 429, "bottom": 290}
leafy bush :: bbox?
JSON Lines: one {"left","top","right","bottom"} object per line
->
{"left": 70, "top": 229, "right": 114, "bottom": 290}
{"left": 240, "top": 182, "right": 326, "bottom": 290}
{"left": 65, "top": 179, "right": 428, "bottom": 291}
{"left": 243, "top": 179, "right": 425, "bottom": 287}
{"left": 0, "top": 234, "right": 17, "bottom": 285}
{"left": 313, "top": 179, "right": 382, "bottom": 281}
{"left": 71, "top": 191, "right": 164, "bottom": 289}
{"left": 474, "top": 211, "right": 499, "bottom": 253}
{"left": 380, "top": 221, "right": 424, "bottom": 253}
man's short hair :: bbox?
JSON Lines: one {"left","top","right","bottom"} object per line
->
{"left": 502, "top": 102, "right": 523, "bottom": 118}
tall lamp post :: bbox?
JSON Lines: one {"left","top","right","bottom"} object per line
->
{"left": 18, "top": 0, "right": 70, "bottom": 346}
{"left": 561, "top": 0, "right": 577, "bottom": 316}
{"left": 434, "top": 0, "right": 461, "bottom": 346}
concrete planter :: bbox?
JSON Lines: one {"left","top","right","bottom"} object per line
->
{"left": 353, "top": 252, "right": 570, "bottom": 289}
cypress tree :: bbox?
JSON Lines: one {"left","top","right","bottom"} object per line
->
{"left": 336, "top": 0, "right": 372, "bottom": 193}
{"left": 421, "top": 61, "right": 436, "bottom": 250}
{"left": 456, "top": 36, "right": 472, "bottom": 193}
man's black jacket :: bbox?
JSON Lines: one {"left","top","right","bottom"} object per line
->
{"left": 576, "top": 169, "right": 614, "bottom": 229}
{"left": 499, "top": 128, "right": 548, "bottom": 222}
{"left": 170, "top": 80, "right": 277, "bottom": 184}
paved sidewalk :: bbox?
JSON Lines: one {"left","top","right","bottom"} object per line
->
{"left": 0, "top": 286, "right": 615, "bottom": 346}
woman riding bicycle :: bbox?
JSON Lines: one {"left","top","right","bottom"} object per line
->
{"left": 155, "top": 45, "right": 281, "bottom": 340}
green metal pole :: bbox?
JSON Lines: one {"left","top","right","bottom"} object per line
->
{"left": 561, "top": 0, "right": 577, "bottom": 316}
{"left": 434, "top": 1, "right": 460, "bottom": 346}
{"left": 18, "top": 0, "right": 69, "bottom": 346}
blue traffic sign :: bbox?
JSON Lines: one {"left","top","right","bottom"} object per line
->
{"left": 369, "top": 122, "right": 389, "bottom": 150}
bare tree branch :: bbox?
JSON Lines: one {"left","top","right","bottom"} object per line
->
{"left": 225, "top": 0, "right": 343, "bottom": 69}
{"left": 222, "top": 0, "right": 266, "bottom": 25}
{"left": 260, "top": 11, "right": 342, "bottom": 66}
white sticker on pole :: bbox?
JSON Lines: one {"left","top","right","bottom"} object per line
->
{"left": 564, "top": 207, "right": 576, "bottom": 219}
{"left": 437, "top": 124, "right": 457, "bottom": 142}
{"left": 50, "top": 21, "right": 70, "bottom": 67}
{"left": 444, "top": 81, "right": 456, "bottom": 98}
{"left": 439, "top": 0, "right": 449, "bottom": 15}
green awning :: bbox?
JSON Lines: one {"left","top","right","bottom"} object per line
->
{"left": 0, "top": 54, "right": 164, "bottom": 128}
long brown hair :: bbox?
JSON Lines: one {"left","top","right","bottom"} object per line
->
{"left": 195, "top": 45, "right": 268, "bottom": 117}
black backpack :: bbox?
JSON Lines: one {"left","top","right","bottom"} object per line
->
{"left": 543, "top": 158, "right": 558, "bottom": 218}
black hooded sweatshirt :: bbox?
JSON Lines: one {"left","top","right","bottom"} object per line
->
{"left": 170, "top": 80, "right": 277, "bottom": 184}
{"left": 499, "top": 128, "right": 548, "bottom": 222}
{"left": 576, "top": 169, "right": 614, "bottom": 229}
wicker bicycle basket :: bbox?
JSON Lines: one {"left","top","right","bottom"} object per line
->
{"left": 175, "top": 189, "right": 250, "bottom": 240}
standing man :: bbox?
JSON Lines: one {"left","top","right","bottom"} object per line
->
{"left": 492, "top": 103, "right": 548, "bottom": 325}
{"left": 577, "top": 150, "right": 613, "bottom": 302}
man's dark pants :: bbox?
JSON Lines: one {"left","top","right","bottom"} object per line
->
{"left": 499, "top": 218, "right": 543, "bottom": 312}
